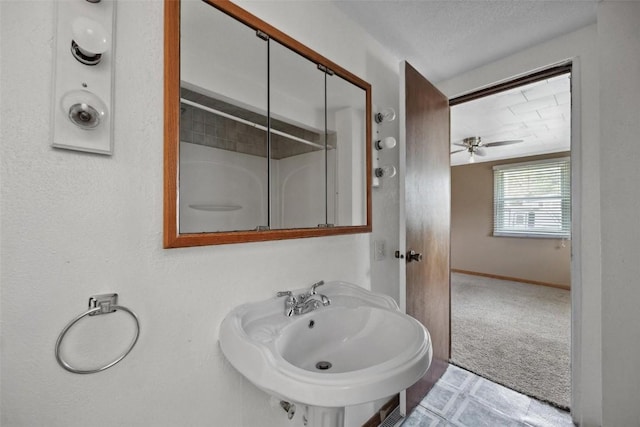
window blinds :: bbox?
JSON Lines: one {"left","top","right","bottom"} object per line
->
{"left": 493, "top": 158, "right": 570, "bottom": 238}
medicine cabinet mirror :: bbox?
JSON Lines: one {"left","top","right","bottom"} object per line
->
{"left": 164, "top": 0, "right": 372, "bottom": 247}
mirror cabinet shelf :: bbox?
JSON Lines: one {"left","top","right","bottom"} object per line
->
{"left": 164, "top": 0, "right": 371, "bottom": 247}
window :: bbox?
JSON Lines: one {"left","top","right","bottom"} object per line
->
{"left": 493, "top": 158, "right": 570, "bottom": 238}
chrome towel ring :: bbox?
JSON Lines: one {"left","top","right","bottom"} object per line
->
{"left": 55, "top": 293, "right": 140, "bottom": 374}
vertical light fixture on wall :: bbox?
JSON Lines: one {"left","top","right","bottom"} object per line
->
{"left": 374, "top": 107, "right": 397, "bottom": 124}
{"left": 373, "top": 107, "right": 397, "bottom": 188}
{"left": 51, "top": 0, "right": 116, "bottom": 155}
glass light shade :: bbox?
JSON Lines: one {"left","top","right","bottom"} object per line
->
{"left": 61, "top": 90, "right": 108, "bottom": 130}
{"left": 72, "top": 17, "right": 109, "bottom": 55}
{"left": 374, "top": 107, "right": 397, "bottom": 124}
{"left": 375, "top": 165, "right": 397, "bottom": 178}
{"left": 375, "top": 136, "right": 397, "bottom": 150}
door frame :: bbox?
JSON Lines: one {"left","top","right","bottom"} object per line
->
{"left": 399, "top": 59, "right": 583, "bottom": 421}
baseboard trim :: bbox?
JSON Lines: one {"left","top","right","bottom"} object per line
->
{"left": 361, "top": 395, "right": 399, "bottom": 427}
{"left": 451, "top": 269, "right": 570, "bottom": 291}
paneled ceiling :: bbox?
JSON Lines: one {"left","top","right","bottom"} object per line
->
{"left": 450, "top": 73, "right": 571, "bottom": 166}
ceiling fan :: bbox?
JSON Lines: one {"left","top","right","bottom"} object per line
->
{"left": 450, "top": 136, "right": 523, "bottom": 162}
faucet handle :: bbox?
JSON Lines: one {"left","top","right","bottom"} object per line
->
{"left": 310, "top": 280, "right": 325, "bottom": 295}
{"left": 277, "top": 291, "right": 297, "bottom": 317}
{"left": 320, "top": 294, "right": 331, "bottom": 306}
{"left": 277, "top": 291, "right": 293, "bottom": 298}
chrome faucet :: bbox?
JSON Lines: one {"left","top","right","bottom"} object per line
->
{"left": 276, "top": 280, "right": 331, "bottom": 316}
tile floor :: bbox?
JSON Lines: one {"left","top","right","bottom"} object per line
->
{"left": 402, "top": 364, "right": 574, "bottom": 427}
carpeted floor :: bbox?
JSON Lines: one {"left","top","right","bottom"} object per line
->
{"left": 450, "top": 272, "right": 571, "bottom": 409}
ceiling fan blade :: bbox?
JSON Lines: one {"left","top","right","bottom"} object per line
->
{"left": 452, "top": 142, "right": 467, "bottom": 147}
{"left": 450, "top": 148, "right": 466, "bottom": 154}
{"left": 474, "top": 147, "right": 487, "bottom": 156}
{"left": 484, "top": 139, "right": 523, "bottom": 147}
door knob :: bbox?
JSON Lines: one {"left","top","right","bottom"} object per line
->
{"left": 406, "top": 250, "right": 423, "bottom": 263}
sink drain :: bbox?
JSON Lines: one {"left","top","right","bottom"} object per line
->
{"left": 315, "top": 361, "right": 332, "bottom": 370}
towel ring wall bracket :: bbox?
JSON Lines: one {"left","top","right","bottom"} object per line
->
{"left": 55, "top": 293, "right": 140, "bottom": 374}
{"left": 89, "top": 293, "right": 118, "bottom": 315}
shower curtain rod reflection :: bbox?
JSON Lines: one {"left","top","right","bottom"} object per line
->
{"left": 180, "top": 98, "right": 332, "bottom": 151}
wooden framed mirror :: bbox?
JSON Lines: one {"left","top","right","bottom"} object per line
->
{"left": 164, "top": 0, "right": 371, "bottom": 248}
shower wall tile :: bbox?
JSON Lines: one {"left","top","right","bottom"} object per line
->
{"left": 192, "top": 120, "right": 204, "bottom": 134}
{"left": 193, "top": 132, "right": 205, "bottom": 145}
{"left": 180, "top": 88, "right": 328, "bottom": 160}
{"left": 180, "top": 128, "right": 192, "bottom": 144}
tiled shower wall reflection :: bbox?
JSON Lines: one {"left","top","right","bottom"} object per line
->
{"left": 180, "top": 88, "right": 336, "bottom": 159}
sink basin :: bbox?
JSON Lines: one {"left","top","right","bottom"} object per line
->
{"left": 218, "top": 281, "right": 432, "bottom": 408}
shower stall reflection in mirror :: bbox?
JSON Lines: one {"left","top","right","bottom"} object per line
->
{"left": 164, "top": 0, "right": 372, "bottom": 248}
{"left": 177, "top": 93, "right": 366, "bottom": 234}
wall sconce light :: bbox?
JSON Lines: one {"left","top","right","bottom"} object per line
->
{"left": 375, "top": 165, "right": 397, "bottom": 179}
{"left": 51, "top": 0, "right": 116, "bottom": 155}
{"left": 375, "top": 136, "right": 397, "bottom": 151}
{"left": 374, "top": 107, "right": 396, "bottom": 124}
{"left": 373, "top": 106, "right": 397, "bottom": 188}
{"left": 71, "top": 17, "right": 109, "bottom": 66}
{"left": 61, "top": 90, "right": 108, "bottom": 130}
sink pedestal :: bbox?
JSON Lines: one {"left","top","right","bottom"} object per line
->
{"left": 303, "top": 406, "right": 344, "bottom": 427}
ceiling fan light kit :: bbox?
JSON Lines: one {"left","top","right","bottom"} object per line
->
{"left": 451, "top": 136, "right": 524, "bottom": 163}
{"left": 463, "top": 136, "right": 482, "bottom": 147}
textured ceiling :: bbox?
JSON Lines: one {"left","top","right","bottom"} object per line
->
{"left": 334, "top": 1, "right": 593, "bottom": 164}
{"left": 334, "top": 1, "right": 597, "bottom": 83}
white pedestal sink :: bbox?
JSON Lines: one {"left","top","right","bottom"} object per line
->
{"left": 219, "top": 281, "right": 432, "bottom": 427}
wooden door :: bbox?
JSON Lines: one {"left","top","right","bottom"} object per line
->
{"left": 403, "top": 61, "right": 451, "bottom": 412}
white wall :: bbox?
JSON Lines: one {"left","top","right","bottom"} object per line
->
{"left": 0, "top": 2, "right": 401, "bottom": 427}
{"left": 234, "top": 2, "right": 402, "bottom": 303}
{"left": 598, "top": 2, "right": 640, "bottom": 426}
{"left": 438, "top": 24, "right": 602, "bottom": 426}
